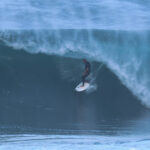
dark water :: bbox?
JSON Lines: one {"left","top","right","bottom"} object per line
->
{"left": 0, "top": 42, "right": 149, "bottom": 135}
{"left": 0, "top": 43, "right": 150, "bottom": 150}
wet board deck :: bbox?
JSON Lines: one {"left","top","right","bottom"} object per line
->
{"left": 75, "top": 82, "right": 90, "bottom": 92}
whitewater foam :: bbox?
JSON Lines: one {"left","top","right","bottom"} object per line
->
{"left": 0, "top": 134, "right": 150, "bottom": 150}
{"left": 0, "top": 0, "right": 150, "bottom": 30}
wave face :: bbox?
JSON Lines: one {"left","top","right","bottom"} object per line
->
{"left": 1, "top": 29, "right": 150, "bottom": 108}
{"left": 0, "top": 44, "right": 146, "bottom": 129}
{"left": 0, "top": 0, "right": 150, "bottom": 120}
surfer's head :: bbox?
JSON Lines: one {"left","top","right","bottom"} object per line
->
{"left": 82, "top": 59, "right": 87, "bottom": 63}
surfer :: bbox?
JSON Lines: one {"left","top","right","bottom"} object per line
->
{"left": 82, "top": 59, "right": 91, "bottom": 86}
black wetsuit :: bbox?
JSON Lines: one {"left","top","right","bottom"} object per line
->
{"left": 82, "top": 61, "right": 91, "bottom": 86}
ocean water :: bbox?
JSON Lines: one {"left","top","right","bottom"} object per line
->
{"left": 0, "top": 134, "right": 150, "bottom": 150}
{"left": 0, "top": 0, "right": 150, "bottom": 149}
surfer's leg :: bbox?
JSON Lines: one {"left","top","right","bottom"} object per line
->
{"left": 83, "top": 72, "right": 90, "bottom": 85}
{"left": 82, "top": 75, "right": 85, "bottom": 86}
{"left": 82, "top": 71, "right": 90, "bottom": 86}
{"left": 82, "top": 73, "right": 89, "bottom": 86}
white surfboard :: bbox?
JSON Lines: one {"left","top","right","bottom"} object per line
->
{"left": 75, "top": 82, "right": 90, "bottom": 92}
